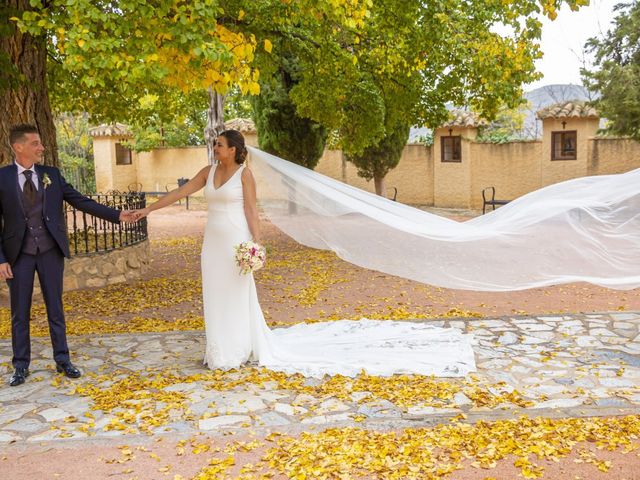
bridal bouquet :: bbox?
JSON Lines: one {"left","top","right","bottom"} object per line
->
{"left": 234, "top": 241, "right": 266, "bottom": 274}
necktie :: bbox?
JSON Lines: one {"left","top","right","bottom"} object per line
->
{"left": 22, "top": 170, "right": 37, "bottom": 207}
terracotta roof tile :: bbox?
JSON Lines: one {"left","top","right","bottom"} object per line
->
{"left": 89, "top": 123, "right": 131, "bottom": 137}
{"left": 536, "top": 101, "right": 598, "bottom": 119}
{"left": 224, "top": 118, "right": 256, "bottom": 133}
{"left": 441, "top": 110, "right": 488, "bottom": 128}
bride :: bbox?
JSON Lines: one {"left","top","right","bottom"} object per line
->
{"left": 132, "top": 130, "right": 476, "bottom": 378}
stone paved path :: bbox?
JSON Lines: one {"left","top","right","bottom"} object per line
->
{"left": 1, "top": 312, "right": 639, "bottom": 444}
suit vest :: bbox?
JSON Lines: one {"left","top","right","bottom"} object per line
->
{"left": 20, "top": 178, "right": 57, "bottom": 255}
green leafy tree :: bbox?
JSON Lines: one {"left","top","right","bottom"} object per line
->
{"left": 477, "top": 103, "right": 529, "bottom": 143}
{"left": 125, "top": 90, "right": 208, "bottom": 151}
{"left": 252, "top": 56, "right": 327, "bottom": 169}
{"left": 126, "top": 115, "right": 207, "bottom": 152}
{"left": 416, "top": 132, "right": 434, "bottom": 147}
{"left": 55, "top": 112, "right": 96, "bottom": 193}
{"left": 346, "top": 122, "right": 410, "bottom": 196}
{"left": 289, "top": 0, "right": 590, "bottom": 154}
{"left": 282, "top": 0, "right": 587, "bottom": 194}
{"left": 583, "top": 0, "right": 640, "bottom": 140}
{"left": 224, "top": 86, "right": 254, "bottom": 122}
{"left": 125, "top": 86, "right": 253, "bottom": 151}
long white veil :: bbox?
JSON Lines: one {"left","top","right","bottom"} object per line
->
{"left": 249, "top": 147, "right": 640, "bottom": 292}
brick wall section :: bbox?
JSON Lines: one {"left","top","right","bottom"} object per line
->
{"left": 386, "top": 144, "right": 434, "bottom": 205}
{"left": 432, "top": 126, "right": 476, "bottom": 208}
{"left": 315, "top": 146, "right": 435, "bottom": 204}
{"left": 136, "top": 146, "right": 208, "bottom": 196}
{"left": 470, "top": 141, "right": 542, "bottom": 210}
{"left": 588, "top": 137, "right": 640, "bottom": 176}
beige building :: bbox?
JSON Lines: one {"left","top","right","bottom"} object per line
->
{"left": 90, "top": 103, "right": 640, "bottom": 209}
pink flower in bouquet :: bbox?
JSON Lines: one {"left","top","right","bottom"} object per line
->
{"left": 234, "top": 241, "right": 266, "bottom": 274}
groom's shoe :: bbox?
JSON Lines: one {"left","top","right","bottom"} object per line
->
{"left": 9, "top": 368, "right": 29, "bottom": 387}
{"left": 56, "top": 362, "right": 81, "bottom": 379}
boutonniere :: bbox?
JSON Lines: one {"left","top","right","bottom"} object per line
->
{"left": 42, "top": 173, "right": 52, "bottom": 189}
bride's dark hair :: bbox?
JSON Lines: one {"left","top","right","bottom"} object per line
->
{"left": 219, "top": 129, "right": 248, "bottom": 165}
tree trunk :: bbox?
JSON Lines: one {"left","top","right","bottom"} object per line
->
{"left": 374, "top": 175, "right": 386, "bottom": 197}
{"left": 204, "top": 88, "right": 226, "bottom": 165}
{"left": 0, "top": 0, "right": 58, "bottom": 166}
{"left": 340, "top": 151, "right": 347, "bottom": 182}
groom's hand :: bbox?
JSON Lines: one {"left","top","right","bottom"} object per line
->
{"left": 119, "top": 210, "right": 137, "bottom": 224}
{"left": 0, "top": 262, "right": 13, "bottom": 280}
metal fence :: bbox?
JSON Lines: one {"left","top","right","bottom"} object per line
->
{"left": 65, "top": 192, "right": 147, "bottom": 256}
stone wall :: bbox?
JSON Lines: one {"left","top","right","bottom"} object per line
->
{"left": 0, "top": 240, "right": 150, "bottom": 298}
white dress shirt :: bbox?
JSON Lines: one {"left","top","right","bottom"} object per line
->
{"left": 15, "top": 162, "right": 39, "bottom": 191}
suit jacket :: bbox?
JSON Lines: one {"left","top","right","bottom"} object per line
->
{"left": 0, "top": 163, "right": 121, "bottom": 265}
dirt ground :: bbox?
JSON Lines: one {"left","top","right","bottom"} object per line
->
{"left": 3, "top": 431, "right": 640, "bottom": 480}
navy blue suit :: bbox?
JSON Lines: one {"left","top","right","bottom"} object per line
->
{"left": 0, "top": 163, "right": 121, "bottom": 369}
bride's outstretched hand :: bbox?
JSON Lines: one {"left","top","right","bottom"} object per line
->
{"left": 131, "top": 208, "right": 151, "bottom": 221}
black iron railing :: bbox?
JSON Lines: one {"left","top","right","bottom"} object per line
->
{"left": 65, "top": 192, "right": 148, "bottom": 256}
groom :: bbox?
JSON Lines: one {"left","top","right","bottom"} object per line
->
{"left": 1, "top": 124, "right": 134, "bottom": 386}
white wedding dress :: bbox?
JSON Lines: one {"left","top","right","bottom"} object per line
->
{"left": 201, "top": 164, "right": 476, "bottom": 378}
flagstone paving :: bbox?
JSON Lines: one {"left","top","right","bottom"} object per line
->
{"left": 1, "top": 311, "right": 639, "bottom": 444}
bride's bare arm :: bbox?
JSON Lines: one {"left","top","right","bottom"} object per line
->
{"left": 241, "top": 167, "right": 261, "bottom": 243}
{"left": 134, "top": 166, "right": 211, "bottom": 218}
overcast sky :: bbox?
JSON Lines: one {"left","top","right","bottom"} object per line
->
{"left": 527, "top": 0, "right": 618, "bottom": 90}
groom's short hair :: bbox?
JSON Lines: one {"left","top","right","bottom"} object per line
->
{"left": 9, "top": 124, "right": 39, "bottom": 146}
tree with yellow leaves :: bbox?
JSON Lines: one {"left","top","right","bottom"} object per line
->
{"left": 1, "top": 0, "right": 370, "bottom": 165}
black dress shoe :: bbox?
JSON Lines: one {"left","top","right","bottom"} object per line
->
{"left": 9, "top": 367, "right": 29, "bottom": 387}
{"left": 56, "top": 362, "right": 81, "bottom": 378}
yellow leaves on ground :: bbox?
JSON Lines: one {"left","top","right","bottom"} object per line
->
{"left": 70, "top": 370, "right": 191, "bottom": 434}
{"left": 576, "top": 448, "right": 613, "bottom": 473}
{"left": 0, "top": 311, "right": 203, "bottom": 339}
{"left": 185, "top": 415, "right": 640, "bottom": 479}
{"left": 291, "top": 251, "right": 348, "bottom": 306}
{"left": 62, "top": 275, "right": 201, "bottom": 316}
{"left": 65, "top": 366, "right": 534, "bottom": 437}
{"left": 463, "top": 382, "right": 533, "bottom": 409}
{"left": 260, "top": 416, "right": 640, "bottom": 480}
{"left": 192, "top": 456, "right": 236, "bottom": 479}
{"left": 265, "top": 306, "right": 482, "bottom": 328}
